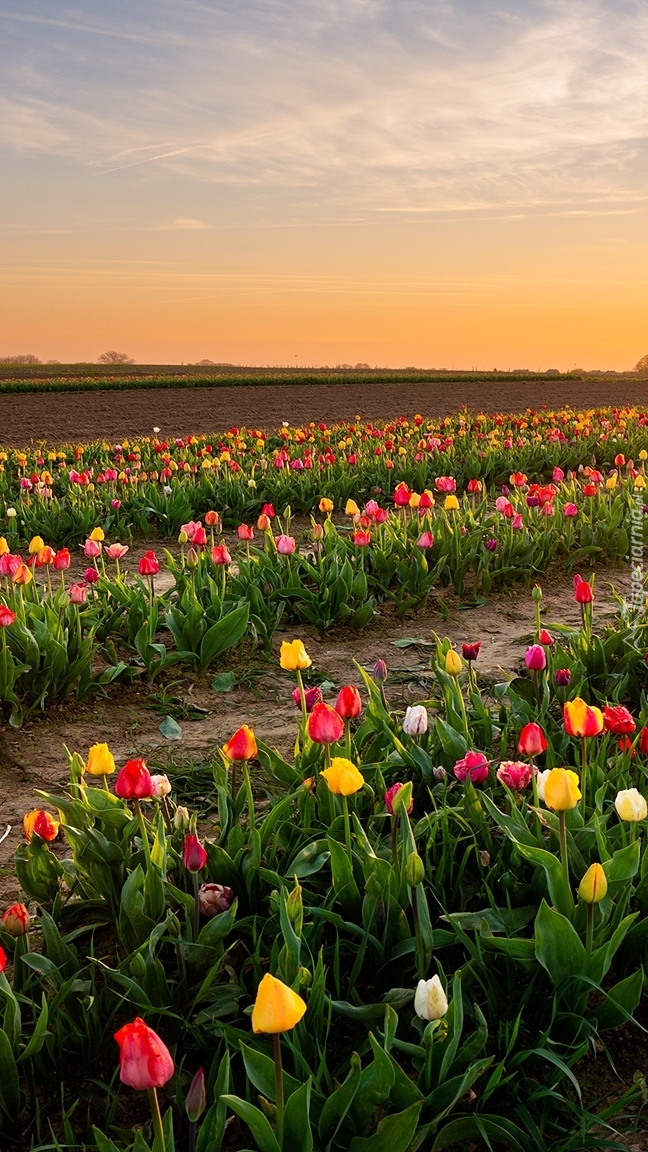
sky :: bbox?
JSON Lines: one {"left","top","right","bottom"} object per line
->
{"left": 1, "top": 0, "right": 647, "bottom": 369}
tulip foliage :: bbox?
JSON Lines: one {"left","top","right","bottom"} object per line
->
{"left": 2, "top": 573, "right": 648, "bottom": 1152}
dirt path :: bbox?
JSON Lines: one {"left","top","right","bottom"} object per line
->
{"left": 3, "top": 377, "right": 648, "bottom": 445}
{"left": 0, "top": 562, "right": 630, "bottom": 903}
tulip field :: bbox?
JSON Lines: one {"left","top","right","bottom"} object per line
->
{"left": 2, "top": 403, "right": 648, "bottom": 1150}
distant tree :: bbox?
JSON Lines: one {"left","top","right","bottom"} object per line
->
{"left": 633, "top": 354, "right": 648, "bottom": 373}
{"left": 0, "top": 354, "right": 41, "bottom": 364}
{"left": 195, "top": 358, "right": 216, "bottom": 365}
{"left": 98, "top": 351, "right": 135, "bottom": 364}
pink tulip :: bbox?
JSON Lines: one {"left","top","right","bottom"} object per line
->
{"left": 453, "top": 751, "right": 489, "bottom": 784}
{"left": 211, "top": 544, "right": 232, "bottom": 565}
{"left": 524, "top": 645, "right": 546, "bottom": 671}
{"left": 82, "top": 539, "right": 101, "bottom": 558}
{"left": 105, "top": 543, "right": 129, "bottom": 560}
{"left": 496, "top": 761, "right": 533, "bottom": 790}
{"left": 69, "top": 583, "right": 87, "bottom": 604}
{"left": 276, "top": 535, "right": 296, "bottom": 555}
{"left": 416, "top": 531, "right": 434, "bottom": 549}
{"left": 563, "top": 503, "right": 578, "bottom": 517}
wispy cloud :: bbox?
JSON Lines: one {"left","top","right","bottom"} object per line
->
{"left": 1, "top": 0, "right": 647, "bottom": 215}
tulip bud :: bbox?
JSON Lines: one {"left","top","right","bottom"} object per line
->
{"left": 532, "top": 584, "right": 542, "bottom": 603}
{"left": 173, "top": 805, "right": 191, "bottom": 831}
{"left": 130, "top": 952, "right": 147, "bottom": 977}
{"left": 1, "top": 903, "right": 30, "bottom": 937}
{"left": 414, "top": 974, "right": 448, "bottom": 1021}
{"left": 433, "top": 765, "right": 447, "bottom": 782}
{"left": 185, "top": 1068, "right": 206, "bottom": 1123}
{"left": 311, "top": 522, "right": 324, "bottom": 541}
{"left": 578, "top": 863, "right": 607, "bottom": 904}
{"left": 384, "top": 781, "right": 413, "bottom": 816}
{"left": 405, "top": 851, "right": 425, "bottom": 887}
{"left": 554, "top": 668, "right": 571, "bottom": 687}
{"left": 373, "top": 659, "right": 388, "bottom": 682}
{"left": 335, "top": 685, "right": 362, "bottom": 719}
{"left": 445, "top": 649, "right": 462, "bottom": 676}
{"left": 287, "top": 880, "right": 304, "bottom": 935}
{"left": 183, "top": 834, "right": 208, "bottom": 873}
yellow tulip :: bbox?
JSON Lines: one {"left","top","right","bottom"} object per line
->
{"left": 89, "top": 527, "right": 105, "bottom": 542}
{"left": 251, "top": 973, "right": 307, "bottom": 1034}
{"left": 640, "top": 450, "right": 648, "bottom": 461}
{"left": 445, "top": 649, "right": 462, "bottom": 676}
{"left": 319, "top": 498, "right": 334, "bottom": 513}
{"left": 321, "top": 757, "right": 365, "bottom": 796}
{"left": 279, "top": 639, "right": 312, "bottom": 671}
{"left": 578, "top": 863, "right": 607, "bottom": 904}
{"left": 543, "top": 767, "right": 581, "bottom": 811}
{"left": 408, "top": 493, "right": 421, "bottom": 509}
{"left": 0, "top": 537, "right": 8, "bottom": 556}
{"left": 28, "top": 535, "right": 45, "bottom": 555}
{"left": 85, "top": 743, "right": 116, "bottom": 776}
{"left": 605, "top": 475, "right": 617, "bottom": 491}
{"left": 444, "top": 495, "right": 459, "bottom": 511}
{"left": 634, "top": 475, "right": 646, "bottom": 490}
{"left": 345, "top": 499, "right": 360, "bottom": 516}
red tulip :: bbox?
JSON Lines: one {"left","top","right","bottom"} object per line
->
{"left": 191, "top": 526, "right": 207, "bottom": 547}
{"left": 139, "top": 551, "right": 160, "bottom": 576}
{"left": 639, "top": 727, "right": 648, "bottom": 755}
{"left": 237, "top": 524, "right": 254, "bottom": 540}
{"left": 114, "top": 1017, "right": 174, "bottom": 1090}
{"left": 0, "top": 946, "right": 6, "bottom": 973}
{"left": 211, "top": 543, "right": 232, "bottom": 565}
{"left": 517, "top": 722, "right": 548, "bottom": 756}
{"left": 262, "top": 503, "right": 275, "bottom": 518}
{"left": 292, "top": 685, "right": 322, "bottom": 712}
{"left": 23, "top": 809, "right": 59, "bottom": 842}
{"left": 393, "top": 482, "right": 412, "bottom": 506}
{"left": 335, "top": 685, "right": 362, "bottom": 719}
{"left": 462, "top": 642, "right": 481, "bottom": 661}
{"left": 603, "top": 705, "right": 635, "bottom": 735}
{"left": 573, "top": 575, "right": 593, "bottom": 604}
{"left": 223, "top": 725, "right": 257, "bottom": 761}
{"left": 1, "top": 903, "right": 30, "bottom": 937}
{"left": 307, "top": 702, "right": 345, "bottom": 744}
{"left": 183, "top": 834, "right": 208, "bottom": 873}
{"left": 352, "top": 530, "right": 371, "bottom": 547}
{"left": 114, "top": 758, "right": 154, "bottom": 799}
{"left": 539, "top": 629, "right": 554, "bottom": 646}
{"left": 0, "top": 605, "right": 16, "bottom": 628}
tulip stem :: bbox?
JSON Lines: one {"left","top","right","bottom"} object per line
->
{"left": 192, "top": 871, "right": 200, "bottom": 942}
{"left": 243, "top": 761, "right": 256, "bottom": 830}
{"left": 342, "top": 796, "right": 352, "bottom": 858}
{"left": 147, "top": 1086, "right": 166, "bottom": 1152}
{"left": 581, "top": 739, "right": 588, "bottom": 815}
{"left": 295, "top": 668, "right": 308, "bottom": 730}
{"left": 273, "top": 1032, "right": 284, "bottom": 1146}
{"left": 585, "top": 902, "right": 594, "bottom": 963}
{"left": 558, "top": 811, "right": 570, "bottom": 901}
{"left": 345, "top": 718, "right": 352, "bottom": 761}
{"left": 410, "top": 885, "right": 425, "bottom": 981}
{"left": 391, "top": 815, "right": 400, "bottom": 882}
{"left": 133, "top": 798, "right": 152, "bottom": 874}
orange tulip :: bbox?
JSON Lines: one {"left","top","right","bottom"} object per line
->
{"left": 23, "top": 809, "right": 59, "bottom": 842}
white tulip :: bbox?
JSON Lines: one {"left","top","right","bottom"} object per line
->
{"left": 403, "top": 705, "right": 428, "bottom": 737}
{"left": 414, "top": 975, "right": 448, "bottom": 1021}
{"left": 615, "top": 788, "right": 648, "bottom": 822}
{"left": 150, "top": 773, "right": 172, "bottom": 800}
{"left": 536, "top": 769, "right": 551, "bottom": 803}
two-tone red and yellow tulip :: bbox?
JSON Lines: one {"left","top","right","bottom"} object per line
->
{"left": 564, "top": 698, "right": 604, "bottom": 738}
{"left": 23, "top": 809, "right": 59, "bottom": 842}
{"left": 223, "top": 725, "right": 257, "bottom": 761}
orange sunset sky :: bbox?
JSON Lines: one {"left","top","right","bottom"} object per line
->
{"left": 1, "top": 1, "right": 647, "bottom": 370}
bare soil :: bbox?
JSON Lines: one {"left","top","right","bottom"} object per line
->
{"left": 2, "top": 376, "right": 648, "bottom": 445}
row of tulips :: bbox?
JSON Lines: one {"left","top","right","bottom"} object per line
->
{"left": 1, "top": 404, "right": 648, "bottom": 547}
{"left": 3, "top": 582, "right": 648, "bottom": 1149}
{"left": 1, "top": 481, "right": 647, "bottom": 722}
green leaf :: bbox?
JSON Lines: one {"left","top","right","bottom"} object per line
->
{"left": 212, "top": 672, "right": 236, "bottom": 692}
{"left": 199, "top": 603, "right": 249, "bottom": 669}
{"left": 283, "top": 1079, "right": 313, "bottom": 1152}
{"left": 159, "top": 714, "right": 183, "bottom": 740}
{"left": 588, "top": 968, "right": 644, "bottom": 1031}
{"left": 602, "top": 840, "right": 640, "bottom": 888}
{"left": 319, "top": 1052, "right": 362, "bottom": 1146}
{"left": 220, "top": 1095, "right": 280, "bottom": 1152}
{"left": 432, "top": 1114, "right": 527, "bottom": 1151}
{"left": 240, "top": 1042, "right": 301, "bottom": 1103}
{"left": 349, "top": 1101, "right": 423, "bottom": 1151}
{"left": 0, "top": 1027, "right": 20, "bottom": 1120}
{"left": 327, "top": 836, "right": 360, "bottom": 919}
{"left": 351, "top": 1033, "right": 396, "bottom": 1132}
{"left": 534, "top": 900, "right": 585, "bottom": 986}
